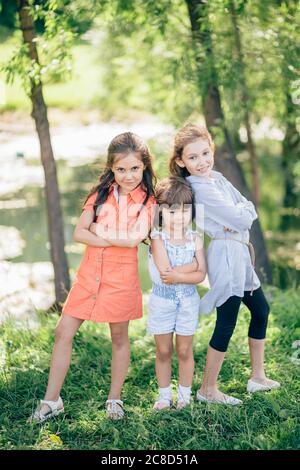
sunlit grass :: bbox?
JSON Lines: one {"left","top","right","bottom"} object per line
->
{"left": 0, "top": 287, "right": 299, "bottom": 450}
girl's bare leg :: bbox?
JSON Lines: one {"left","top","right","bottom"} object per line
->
{"left": 176, "top": 335, "right": 194, "bottom": 387}
{"left": 155, "top": 333, "right": 173, "bottom": 388}
{"left": 249, "top": 338, "right": 278, "bottom": 386}
{"left": 108, "top": 321, "right": 130, "bottom": 400}
{"left": 40, "top": 315, "right": 84, "bottom": 414}
{"left": 198, "top": 345, "right": 228, "bottom": 400}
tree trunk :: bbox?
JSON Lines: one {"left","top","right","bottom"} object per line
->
{"left": 185, "top": 0, "right": 272, "bottom": 283}
{"left": 281, "top": 90, "right": 300, "bottom": 231}
{"left": 229, "top": 0, "right": 260, "bottom": 207}
{"left": 277, "top": 1, "right": 300, "bottom": 231}
{"left": 18, "top": 0, "right": 70, "bottom": 304}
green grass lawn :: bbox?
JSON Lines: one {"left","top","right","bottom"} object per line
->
{"left": 0, "top": 287, "right": 299, "bottom": 450}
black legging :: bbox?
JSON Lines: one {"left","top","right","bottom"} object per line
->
{"left": 209, "top": 287, "right": 270, "bottom": 353}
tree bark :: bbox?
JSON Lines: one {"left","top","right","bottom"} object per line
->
{"left": 18, "top": 0, "right": 70, "bottom": 304}
{"left": 185, "top": 0, "right": 272, "bottom": 283}
{"left": 281, "top": 90, "right": 300, "bottom": 231}
{"left": 229, "top": 0, "right": 260, "bottom": 207}
{"left": 277, "top": 1, "right": 300, "bottom": 231}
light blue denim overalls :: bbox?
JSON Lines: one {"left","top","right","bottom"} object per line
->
{"left": 147, "top": 228, "right": 201, "bottom": 336}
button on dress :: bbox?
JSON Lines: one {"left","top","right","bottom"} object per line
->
{"left": 62, "top": 182, "right": 156, "bottom": 323}
{"left": 186, "top": 170, "right": 261, "bottom": 314}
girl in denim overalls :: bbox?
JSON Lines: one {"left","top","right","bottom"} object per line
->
{"left": 147, "top": 177, "right": 206, "bottom": 410}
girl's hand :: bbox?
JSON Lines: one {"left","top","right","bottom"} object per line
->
{"left": 90, "top": 223, "right": 112, "bottom": 238}
{"left": 160, "top": 268, "right": 180, "bottom": 285}
{"left": 223, "top": 227, "right": 237, "bottom": 233}
{"left": 191, "top": 256, "right": 199, "bottom": 270}
{"left": 89, "top": 223, "right": 98, "bottom": 235}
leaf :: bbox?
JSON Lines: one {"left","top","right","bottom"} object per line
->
{"left": 49, "top": 434, "right": 63, "bottom": 445}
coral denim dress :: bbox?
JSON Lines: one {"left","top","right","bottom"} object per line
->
{"left": 62, "top": 182, "right": 156, "bottom": 323}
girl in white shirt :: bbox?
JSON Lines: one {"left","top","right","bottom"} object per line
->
{"left": 168, "top": 123, "right": 280, "bottom": 405}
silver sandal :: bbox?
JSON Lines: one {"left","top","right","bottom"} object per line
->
{"left": 27, "top": 396, "right": 64, "bottom": 424}
{"left": 105, "top": 399, "right": 124, "bottom": 420}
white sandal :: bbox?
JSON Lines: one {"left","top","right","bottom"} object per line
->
{"left": 247, "top": 378, "right": 281, "bottom": 393}
{"left": 176, "top": 398, "right": 191, "bottom": 410}
{"left": 153, "top": 398, "right": 172, "bottom": 410}
{"left": 176, "top": 389, "right": 192, "bottom": 410}
{"left": 197, "top": 390, "right": 242, "bottom": 406}
{"left": 106, "top": 399, "right": 124, "bottom": 420}
{"left": 28, "top": 396, "right": 64, "bottom": 424}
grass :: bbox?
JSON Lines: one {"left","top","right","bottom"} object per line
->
{"left": 0, "top": 286, "right": 299, "bottom": 450}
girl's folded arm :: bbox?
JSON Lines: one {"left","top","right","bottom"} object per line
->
{"left": 123, "top": 212, "right": 152, "bottom": 247}
{"left": 174, "top": 257, "right": 199, "bottom": 273}
{"left": 226, "top": 179, "right": 257, "bottom": 211}
{"left": 151, "top": 238, "right": 171, "bottom": 271}
{"left": 89, "top": 207, "right": 152, "bottom": 248}
{"left": 73, "top": 210, "right": 112, "bottom": 247}
{"left": 151, "top": 238, "right": 199, "bottom": 273}
{"left": 194, "top": 185, "right": 257, "bottom": 231}
{"left": 174, "top": 236, "right": 207, "bottom": 284}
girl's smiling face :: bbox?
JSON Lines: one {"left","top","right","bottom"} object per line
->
{"left": 112, "top": 152, "right": 145, "bottom": 194}
{"left": 176, "top": 138, "right": 214, "bottom": 177}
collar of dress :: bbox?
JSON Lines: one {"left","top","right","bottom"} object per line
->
{"left": 109, "top": 181, "right": 146, "bottom": 203}
{"left": 186, "top": 170, "right": 223, "bottom": 184}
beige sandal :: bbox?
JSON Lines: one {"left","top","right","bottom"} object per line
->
{"left": 105, "top": 399, "right": 124, "bottom": 420}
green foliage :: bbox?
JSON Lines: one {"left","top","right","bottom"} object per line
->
{"left": 0, "top": 0, "right": 18, "bottom": 30}
{"left": 1, "top": 1, "right": 77, "bottom": 94}
{"left": 0, "top": 0, "right": 97, "bottom": 35}
{"left": 0, "top": 286, "right": 299, "bottom": 449}
{"left": 94, "top": 0, "right": 200, "bottom": 126}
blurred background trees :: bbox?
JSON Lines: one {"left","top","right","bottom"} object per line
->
{"left": 0, "top": 0, "right": 299, "bottom": 303}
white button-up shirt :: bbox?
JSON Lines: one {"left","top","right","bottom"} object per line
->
{"left": 186, "top": 170, "right": 261, "bottom": 314}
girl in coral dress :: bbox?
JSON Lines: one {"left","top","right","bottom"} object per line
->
{"left": 29, "top": 132, "right": 156, "bottom": 422}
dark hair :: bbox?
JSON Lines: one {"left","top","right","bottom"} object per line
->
{"left": 84, "top": 132, "right": 157, "bottom": 221}
{"left": 154, "top": 176, "right": 195, "bottom": 228}
{"left": 169, "top": 123, "right": 215, "bottom": 178}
